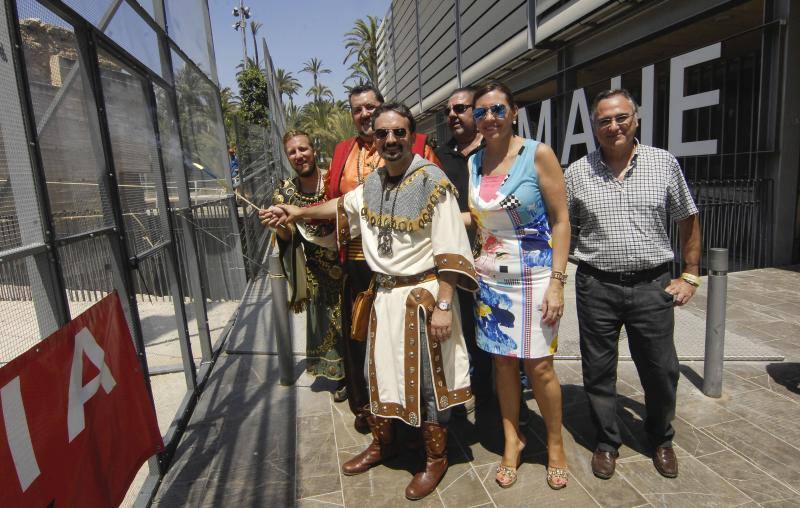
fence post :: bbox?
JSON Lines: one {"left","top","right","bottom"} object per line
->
{"left": 268, "top": 246, "right": 294, "bottom": 385}
{"left": 703, "top": 248, "right": 728, "bottom": 398}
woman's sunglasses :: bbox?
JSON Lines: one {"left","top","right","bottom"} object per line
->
{"left": 473, "top": 104, "right": 507, "bottom": 122}
{"left": 374, "top": 128, "right": 408, "bottom": 140}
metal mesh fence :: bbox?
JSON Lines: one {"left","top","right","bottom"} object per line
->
{"left": 58, "top": 234, "right": 115, "bottom": 308}
{"left": 164, "top": 0, "right": 214, "bottom": 79}
{"left": 103, "top": 0, "right": 162, "bottom": 77}
{"left": 153, "top": 83, "right": 184, "bottom": 206}
{"left": 0, "top": 256, "right": 59, "bottom": 364}
{"left": 0, "top": 1, "right": 43, "bottom": 253}
{"left": 97, "top": 47, "right": 166, "bottom": 255}
{"left": 171, "top": 49, "right": 229, "bottom": 202}
{"left": 3, "top": 1, "right": 284, "bottom": 500}
{"left": 18, "top": 1, "right": 115, "bottom": 237}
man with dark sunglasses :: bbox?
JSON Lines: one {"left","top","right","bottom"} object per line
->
{"left": 565, "top": 89, "right": 701, "bottom": 481}
{"left": 434, "top": 87, "right": 491, "bottom": 414}
{"left": 326, "top": 84, "right": 440, "bottom": 433}
{"left": 263, "top": 103, "right": 477, "bottom": 501}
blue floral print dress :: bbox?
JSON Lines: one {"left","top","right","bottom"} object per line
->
{"left": 468, "top": 138, "right": 559, "bottom": 359}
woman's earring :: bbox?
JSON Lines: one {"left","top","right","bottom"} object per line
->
{"left": 513, "top": 119, "right": 518, "bottom": 125}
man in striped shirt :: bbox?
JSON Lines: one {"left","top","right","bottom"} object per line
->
{"left": 565, "top": 89, "right": 701, "bottom": 481}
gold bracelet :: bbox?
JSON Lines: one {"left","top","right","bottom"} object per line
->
{"left": 551, "top": 271, "right": 568, "bottom": 286}
{"left": 681, "top": 272, "right": 700, "bottom": 287}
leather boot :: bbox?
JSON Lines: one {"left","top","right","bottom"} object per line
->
{"left": 341, "top": 415, "right": 396, "bottom": 476}
{"left": 405, "top": 421, "right": 448, "bottom": 500}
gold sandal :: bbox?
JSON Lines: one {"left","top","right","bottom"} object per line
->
{"left": 496, "top": 439, "right": 526, "bottom": 489}
{"left": 496, "top": 463, "right": 519, "bottom": 488}
{"left": 546, "top": 466, "right": 569, "bottom": 490}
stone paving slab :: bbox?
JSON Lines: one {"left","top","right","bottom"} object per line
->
{"left": 226, "top": 264, "right": 785, "bottom": 361}
{"left": 154, "top": 266, "right": 800, "bottom": 507}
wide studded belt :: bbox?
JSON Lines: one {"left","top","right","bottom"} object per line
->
{"left": 374, "top": 267, "right": 437, "bottom": 289}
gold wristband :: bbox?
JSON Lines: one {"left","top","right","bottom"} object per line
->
{"left": 681, "top": 273, "right": 700, "bottom": 287}
{"left": 551, "top": 271, "right": 568, "bottom": 286}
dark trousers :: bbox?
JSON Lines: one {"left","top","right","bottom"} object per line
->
{"left": 457, "top": 288, "right": 492, "bottom": 400}
{"left": 341, "top": 259, "right": 371, "bottom": 417}
{"left": 575, "top": 266, "right": 679, "bottom": 452}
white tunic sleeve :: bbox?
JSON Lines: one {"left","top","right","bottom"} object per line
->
{"left": 431, "top": 190, "right": 478, "bottom": 292}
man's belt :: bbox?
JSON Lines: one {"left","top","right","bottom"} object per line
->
{"left": 374, "top": 268, "right": 437, "bottom": 289}
{"left": 577, "top": 262, "right": 670, "bottom": 285}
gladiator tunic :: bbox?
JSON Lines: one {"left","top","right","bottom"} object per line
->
{"left": 273, "top": 176, "right": 344, "bottom": 380}
{"left": 336, "top": 155, "right": 478, "bottom": 426}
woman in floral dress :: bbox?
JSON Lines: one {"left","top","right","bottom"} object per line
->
{"left": 466, "top": 82, "right": 571, "bottom": 490}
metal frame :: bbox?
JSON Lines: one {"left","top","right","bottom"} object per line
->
{"left": 2, "top": 0, "right": 248, "bottom": 503}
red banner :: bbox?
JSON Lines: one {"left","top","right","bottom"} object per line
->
{"left": 0, "top": 292, "right": 163, "bottom": 507}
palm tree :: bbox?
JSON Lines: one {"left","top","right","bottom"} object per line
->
{"left": 284, "top": 102, "right": 301, "bottom": 130}
{"left": 236, "top": 56, "right": 258, "bottom": 73}
{"left": 275, "top": 68, "right": 301, "bottom": 105}
{"left": 219, "top": 86, "right": 240, "bottom": 148}
{"left": 305, "top": 83, "right": 334, "bottom": 103}
{"left": 300, "top": 57, "right": 331, "bottom": 92}
{"left": 249, "top": 21, "right": 263, "bottom": 68}
{"left": 343, "top": 16, "right": 380, "bottom": 86}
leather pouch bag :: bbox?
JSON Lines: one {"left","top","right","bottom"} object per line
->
{"left": 350, "top": 277, "right": 376, "bottom": 342}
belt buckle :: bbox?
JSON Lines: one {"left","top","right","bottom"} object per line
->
{"left": 619, "top": 271, "right": 636, "bottom": 283}
{"left": 376, "top": 273, "right": 396, "bottom": 289}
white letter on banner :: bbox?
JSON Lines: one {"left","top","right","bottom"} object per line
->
{"left": 67, "top": 328, "right": 116, "bottom": 442}
{"left": 1, "top": 377, "right": 41, "bottom": 491}
{"left": 516, "top": 106, "right": 532, "bottom": 139}
{"left": 561, "top": 89, "right": 595, "bottom": 165}
{"left": 668, "top": 43, "right": 721, "bottom": 156}
{"left": 536, "top": 99, "right": 552, "bottom": 146}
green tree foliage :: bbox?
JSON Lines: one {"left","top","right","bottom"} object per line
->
{"left": 275, "top": 68, "right": 300, "bottom": 105}
{"left": 249, "top": 21, "right": 263, "bottom": 68}
{"left": 219, "top": 86, "right": 240, "bottom": 149}
{"left": 236, "top": 65, "right": 269, "bottom": 127}
{"left": 301, "top": 57, "right": 331, "bottom": 93}
{"left": 343, "top": 16, "right": 380, "bottom": 86}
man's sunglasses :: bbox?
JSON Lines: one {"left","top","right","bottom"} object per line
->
{"left": 374, "top": 128, "right": 408, "bottom": 139}
{"left": 473, "top": 104, "right": 507, "bottom": 122}
{"left": 444, "top": 104, "right": 472, "bottom": 115}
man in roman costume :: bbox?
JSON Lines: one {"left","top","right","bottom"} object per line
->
{"left": 261, "top": 104, "right": 477, "bottom": 500}
{"left": 268, "top": 130, "right": 345, "bottom": 383}
{"left": 327, "top": 84, "right": 440, "bottom": 431}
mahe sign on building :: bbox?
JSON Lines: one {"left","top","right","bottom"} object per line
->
{"left": 0, "top": 293, "right": 163, "bottom": 507}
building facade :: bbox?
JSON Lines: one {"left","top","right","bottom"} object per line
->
{"left": 377, "top": 0, "right": 800, "bottom": 271}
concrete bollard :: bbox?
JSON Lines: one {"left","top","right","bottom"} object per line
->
{"left": 702, "top": 248, "right": 728, "bottom": 398}
{"left": 268, "top": 251, "right": 295, "bottom": 386}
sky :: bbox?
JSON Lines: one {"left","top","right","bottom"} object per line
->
{"left": 209, "top": 1, "right": 389, "bottom": 104}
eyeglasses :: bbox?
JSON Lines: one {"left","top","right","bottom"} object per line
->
{"left": 374, "top": 128, "right": 408, "bottom": 140}
{"left": 351, "top": 104, "right": 379, "bottom": 115}
{"left": 595, "top": 113, "right": 634, "bottom": 129}
{"left": 444, "top": 104, "right": 472, "bottom": 115}
{"left": 473, "top": 104, "right": 507, "bottom": 122}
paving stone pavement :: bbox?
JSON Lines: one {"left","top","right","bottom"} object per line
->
{"left": 153, "top": 266, "right": 800, "bottom": 507}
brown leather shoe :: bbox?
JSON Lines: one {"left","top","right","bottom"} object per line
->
{"left": 591, "top": 449, "right": 618, "bottom": 479}
{"left": 342, "top": 415, "right": 396, "bottom": 475}
{"left": 405, "top": 422, "right": 448, "bottom": 500}
{"left": 653, "top": 446, "right": 678, "bottom": 478}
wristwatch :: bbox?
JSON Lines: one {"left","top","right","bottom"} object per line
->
{"left": 436, "top": 300, "right": 452, "bottom": 311}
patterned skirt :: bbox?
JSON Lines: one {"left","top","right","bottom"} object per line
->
{"left": 475, "top": 266, "right": 558, "bottom": 359}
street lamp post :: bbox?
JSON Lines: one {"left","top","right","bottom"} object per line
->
{"left": 232, "top": 2, "right": 251, "bottom": 66}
